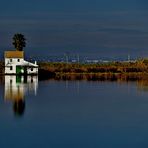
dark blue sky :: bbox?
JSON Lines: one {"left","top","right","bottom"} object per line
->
{"left": 0, "top": 0, "right": 148, "bottom": 59}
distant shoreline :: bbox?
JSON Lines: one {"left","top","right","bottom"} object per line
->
{"left": 37, "top": 60, "right": 148, "bottom": 81}
{"left": 1, "top": 60, "right": 148, "bottom": 81}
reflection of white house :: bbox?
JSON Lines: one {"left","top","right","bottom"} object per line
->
{"left": 5, "top": 75, "right": 38, "bottom": 101}
{"left": 5, "top": 51, "right": 38, "bottom": 75}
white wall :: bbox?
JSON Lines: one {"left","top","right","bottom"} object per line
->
{"left": 5, "top": 64, "right": 16, "bottom": 74}
{"left": 27, "top": 67, "right": 38, "bottom": 74}
{"left": 5, "top": 58, "right": 24, "bottom": 65}
{"left": 5, "top": 58, "right": 24, "bottom": 74}
{"left": 5, "top": 58, "right": 38, "bottom": 74}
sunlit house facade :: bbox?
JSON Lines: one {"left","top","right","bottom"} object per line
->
{"left": 5, "top": 51, "right": 38, "bottom": 75}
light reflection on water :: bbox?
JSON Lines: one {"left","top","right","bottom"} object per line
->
{"left": 4, "top": 76, "right": 38, "bottom": 116}
{"left": 3, "top": 76, "right": 148, "bottom": 117}
{"left": 1, "top": 78, "right": 148, "bottom": 147}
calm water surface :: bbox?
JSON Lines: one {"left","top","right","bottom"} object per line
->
{"left": 0, "top": 76, "right": 148, "bottom": 148}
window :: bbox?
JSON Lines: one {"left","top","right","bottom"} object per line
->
{"left": 18, "top": 59, "right": 20, "bottom": 62}
{"left": 10, "top": 59, "right": 12, "bottom": 62}
{"left": 31, "top": 68, "right": 33, "bottom": 71}
{"left": 10, "top": 66, "right": 13, "bottom": 70}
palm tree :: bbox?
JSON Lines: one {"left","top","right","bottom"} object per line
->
{"left": 12, "top": 33, "right": 26, "bottom": 51}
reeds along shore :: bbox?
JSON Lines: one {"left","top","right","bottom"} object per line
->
{"left": 38, "top": 60, "right": 148, "bottom": 81}
{"left": 39, "top": 61, "right": 148, "bottom": 73}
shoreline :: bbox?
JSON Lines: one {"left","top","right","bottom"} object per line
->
{"left": 1, "top": 61, "right": 148, "bottom": 81}
{"left": 37, "top": 61, "right": 148, "bottom": 81}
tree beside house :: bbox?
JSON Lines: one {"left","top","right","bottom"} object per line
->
{"left": 12, "top": 33, "right": 26, "bottom": 51}
{"left": 4, "top": 33, "right": 38, "bottom": 75}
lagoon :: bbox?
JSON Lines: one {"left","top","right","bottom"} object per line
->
{"left": 0, "top": 76, "right": 148, "bottom": 147}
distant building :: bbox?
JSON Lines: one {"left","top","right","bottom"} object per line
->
{"left": 5, "top": 50, "right": 38, "bottom": 75}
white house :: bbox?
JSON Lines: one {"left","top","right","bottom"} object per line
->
{"left": 5, "top": 51, "right": 38, "bottom": 75}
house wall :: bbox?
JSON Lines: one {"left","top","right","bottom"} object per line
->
{"left": 5, "top": 58, "right": 24, "bottom": 65}
{"left": 5, "top": 58, "right": 24, "bottom": 74}
{"left": 27, "top": 67, "right": 38, "bottom": 74}
{"left": 5, "top": 55, "right": 38, "bottom": 74}
{"left": 5, "top": 64, "right": 16, "bottom": 74}
{"left": 5, "top": 58, "right": 38, "bottom": 75}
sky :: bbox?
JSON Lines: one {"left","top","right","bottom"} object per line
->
{"left": 0, "top": 0, "right": 148, "bottom": 60}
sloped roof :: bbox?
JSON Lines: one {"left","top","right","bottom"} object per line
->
{"left": 21, "top": 60, "right": 38, "bottom": 67}
{"left": 5, "top": 51, "right": 24, "bottom": 58}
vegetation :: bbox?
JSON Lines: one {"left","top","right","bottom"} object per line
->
{"left": 0, "top": 61, "right": 4, "bottom": 74}
{"left": 38, "top": 60, "right": 148, "bottom": 74}
{"left": 12, "top": 33, "right": 26, "bottom": 51}
{"left": 38, "top": 60, "right": 148, "bottom": 81}
{"left": 1, "top": 58, "right": 148, "bottom": 81}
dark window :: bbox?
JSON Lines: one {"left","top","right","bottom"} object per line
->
{"left": 10, "top": 59, "right": 12, "bottom": 62}
{"left": 18, "top": 59, "right": 20, "bottom": 62}
{"left": 31, "top": 68, "right": 33, "bottom": 71}
{"left": 10, "top": 66, "right": 13, "bottom": 70}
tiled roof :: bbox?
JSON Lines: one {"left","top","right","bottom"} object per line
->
{"left": 5, "top": 51, "right": 24, "bottom": 58}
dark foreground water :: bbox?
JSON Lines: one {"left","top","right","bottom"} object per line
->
{"left": 1, "top": 76, "right": 148, "bottom": 148}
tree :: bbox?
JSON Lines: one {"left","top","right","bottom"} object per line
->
{"left": 12, "top": 33, "right": 26, "bottom": 51}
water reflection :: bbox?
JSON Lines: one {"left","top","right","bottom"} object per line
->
{"left": 5, "top": 76, "right": 38, "bottom": 116}
{"left": 137, "top": 80, "right": 148, "bottom": 92}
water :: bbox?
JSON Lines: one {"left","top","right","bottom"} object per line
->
{"left": 0, "top": 76, "right": 148, "bottom": 147}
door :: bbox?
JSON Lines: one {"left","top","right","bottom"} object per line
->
{"left": 16, "top": 66, "right": 24, "bottom": 74}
